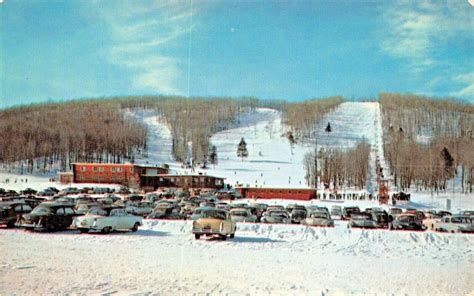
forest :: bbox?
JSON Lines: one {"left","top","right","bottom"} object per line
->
{"left": 380, "top": 93, "right": 474, "bottom": 193}
{"left": 303, "top": 143, "right": 370, "bottom": 191}
{"left": 0, "top": 100, "right": 147, "bottom": 173}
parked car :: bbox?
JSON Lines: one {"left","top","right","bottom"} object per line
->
{"left": 125, "top": 202, "right": 154, "bottom": 217}
{"left": 370, "top": 211, "right": 391, "bottom": 228}
{"left": 434, "top": 215, "right": 474, "bottom": 233}
{"left": 0, "top": 201, "right": 33, "bottom": 228}
{"left": 17, "top": 203, "right": 78, "bottom": 231}
{"left": 290, "top": 209, "right": 307, "bottom": 224}
{"left": 72, "top": 207, "right": 143, "bottom": 234}
{"left": 342, "top": 206, "right": 361, "bottom": 220}
{"left": 61, "top": 187, "right": 80, "bottom": 195}
{"left": 37, "top": 189, "right": 57, "bottom": 197}
{"left": 302, "top": 211, "right": 334, "bottom": 227}
{"left": 459, "top": 210, "right": 474, "bottom": 217}
{"left": 389, "top": 214, "right": 426, "bottom": 231}
{"left": 192, "top": 208, "right": 236, "bottom": 240}
{"left": 348, "top": 213, "right": 376, "bottom": 229}
{"left": 330, "top": 206, "right": 342, "bottom": 220}
{"left": 20, "top": 188, "right": 37, "bottom": 195}
{"left": 261, "top": 210, "right": 291, "bottom": 224}
{"left": 147, "top": 204, "right": 184, "bottom": 220}
{"left": 229, "top": 208, "right": 257, "bottom": 223}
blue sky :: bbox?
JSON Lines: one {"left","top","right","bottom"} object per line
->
{"left": 1, "top": 0, "right": 473, "bottom": 108}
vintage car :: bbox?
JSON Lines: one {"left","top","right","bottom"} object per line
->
{"left": 342, "top": 206, "right": 361, "bottom": 220}
{"left": 125, "top": 201, "right": 154, "bottom": 217}
{"left": 0, "top": 201, "right": 33, "bottom": 228}
{"left": 229, "top": 208, "right": 257, "bottom": 223}
{"left": 147, "top": 204, "right": 184, "bottom": 220}
{"left": 261, "top": 210, "right": 291, "bottom": 224}
{"left": 20, "top": 188, "right": 38, "bottom": 195}
{"left": 17, "top": 202, "right": 78, "bottom": 231}
{"left": 290, "top": 208, "right": 307, "bottom": 224}
{"left": 370, "top": 211, "right": 391, "bottom": 228}
{"left": 459, "top": 210, "right": 474, "bottom": 217}
{"left": 192, "top": 208, "right": 236, "bottom": 240}
{"left": 302, "top": 211, "right": 334, "bottom": 227}
{"left": 347, "top": 213, "right": 376, "bottom": 229}
{"left": 389, "top": 213, "right": 426, "bottom": 231}
{"left": 434, "top": 215, "right": 474, "bottom": 233}
{"left": 330, "top": 206, "right": 342, "bottom": 220}
{"left": 72, "top": 207, "right": 143, "bottom": 233}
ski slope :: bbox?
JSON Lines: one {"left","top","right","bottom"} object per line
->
{"left": 204, "top": 102, "right": 381, "bottom": 190}
{"left": 2, "top": 221, "right": 473, "bottom": 295}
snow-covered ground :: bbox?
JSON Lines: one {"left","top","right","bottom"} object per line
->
{"left": 1, "top": 219, "right": 473, "bottom": 295}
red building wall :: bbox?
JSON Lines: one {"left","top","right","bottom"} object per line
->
{"left": 236, "top": 187, "right": 316, "bottom": 201}
{"left": 72, "top": 163, "right": 137, "bottom": 185}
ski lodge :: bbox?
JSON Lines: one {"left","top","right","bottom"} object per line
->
{"left": 61, "top": 163, "right": 225, "bottom": 191}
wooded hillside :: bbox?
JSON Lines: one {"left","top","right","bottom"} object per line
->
{"left": 380, "top": 93, "right": 474, "bottom": 193}
{"left": 0, "top": 100, "right": 147, "bottom": 173}
{"left": 282, "top": 96, "right": 344, "bottom": 142}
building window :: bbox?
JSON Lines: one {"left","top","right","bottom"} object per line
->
{"left": 130, "top": 168, "right": 134, "bottom": 173}
{"left": 117, "top": 167, "right": 122, "bottom": 172}
{"left": 200, "top": 177, "right": 205, "bottom": 183}
{"left": 80, "top": 166, "right": 86, "bottom": 172}
{"left": 98, "top": 167, "right": 104, "bottom": 172}
{"left": 111, "top": 167, "right": 116, "bottom": 173}
{"left": 93, "top": 167, "right": 98, "bottom": 172}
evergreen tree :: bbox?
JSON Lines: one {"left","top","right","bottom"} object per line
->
{"left": 325, "top": 122, "right": 332, "bottom": 133}
{"left": 236, "top": 138, "right": 248, "bottom": 161}
{"left": 209, "top": 145, "right": 218, "bottom": 167}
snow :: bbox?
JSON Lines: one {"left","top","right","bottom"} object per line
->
{"left": 1, "top": 219, "right": 473, "bottom": 295}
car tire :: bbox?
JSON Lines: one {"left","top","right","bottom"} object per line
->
{"left": 6, "top": 220, "right": 15, "bottom": 228}
{"left": 102, "top": 226, "right": 112, "bottom": 234}
{"left": 221, "top": 235, "right": 227, "bottom": 241}
{"left": 131, "top": 223, "right": 139, "bottom": 232}
{"left": 194, "top": 234, "right": 200, "bottom": 240}
{"left": 229, "top": 233, "right": 235, "bottom": 239}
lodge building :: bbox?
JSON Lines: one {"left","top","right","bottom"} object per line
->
{"left": 64, "top": 163, "right": 225, "bottom": 191}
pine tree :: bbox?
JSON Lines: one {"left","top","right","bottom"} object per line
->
{"left": 325, "top": 122, "right": 332, "bottom": 133}
{"left": 237, "top": 138, "right": 248, "bottom": 161}
{"left": 209, "top": 145, "right": 218, "bottom": 167}
{"left": 287, "top": 132, "right": 296, "bottom": 155}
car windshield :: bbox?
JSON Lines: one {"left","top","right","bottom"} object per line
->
{"left": 31, "top": 206, "right": 52, "bottom": 216}
{"left": 87, "top": 207, "right": 108, "bottom": 216}
{"left": 231, "top": 211, "right": 248, "bottom": 217}
{"left": 352, "top": 215, "right": 368, "bottom": 220}
{"left": 269, "top": 211, "right": 288, "bottom": 218}
{"left": 311, "top": 213, "right": 328, "bottom": 219}
{"left": 399, "top": 215, "right": 416, "bottom": 222}
{"left": 201, "top": 210, "right": 226, "bottom": 220}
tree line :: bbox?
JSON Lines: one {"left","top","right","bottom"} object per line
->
{"left": 0, "top": 100, "right": 147, "bottom": 173}
{"left": 380, "top": 93, "right": 474, "bottom": 193}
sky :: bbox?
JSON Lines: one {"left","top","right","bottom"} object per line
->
{"left": 1, "top": 0, "right": 473, "bottom": 108}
